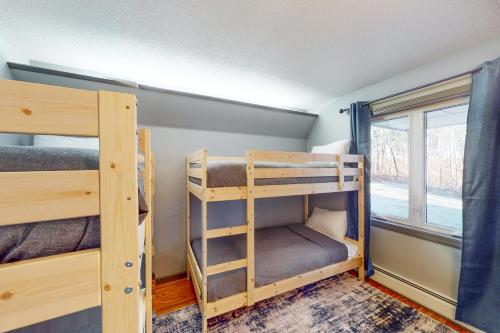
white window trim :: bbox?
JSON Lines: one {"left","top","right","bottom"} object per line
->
{"left": 371, "top": 97, "right": 469, "bottom": 238}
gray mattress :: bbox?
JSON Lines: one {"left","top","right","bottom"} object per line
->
{"left": 0, "top": 146, "right": 148, "bottom": 264}
{"left": 190, "top": 160, "right": 344, "bottom": 187}
{"left": 192, "top": 223, "right": 348, "bottom": 302}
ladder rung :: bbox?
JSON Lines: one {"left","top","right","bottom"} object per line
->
{"left": 206, "top": 225, "right": 247, "bottom": 239}
{"left": 207, "top": 259, "right": 247, "bottom": 276}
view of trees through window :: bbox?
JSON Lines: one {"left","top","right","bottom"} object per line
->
{"left": 425, "top": 106, "right": 467, "bottom": 231}
{"left": 370, "top": 104, "right": 467, "bottom": 233}
{"left": 371, "top": 117, "right": 409, "bottom": 220}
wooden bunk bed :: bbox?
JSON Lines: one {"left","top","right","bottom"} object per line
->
{"left": 186, "top": 148, "right": 365, "bottom": 332}
{"left": 0, "top": 80, "right": 154, "bottom": 333}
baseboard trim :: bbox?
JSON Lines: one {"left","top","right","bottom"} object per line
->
{"left": 371, "top": 265, "right": 482, "bottom": 333}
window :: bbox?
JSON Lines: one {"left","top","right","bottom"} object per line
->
{"left": 371, "top": 103, "right": 468, "bottom": 236}
{"left": 371, "top": 116, "right": 409, "bottom": 221}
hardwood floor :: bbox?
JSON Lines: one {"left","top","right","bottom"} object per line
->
{"left": 153, "top": 272, "right": 470, "bottom": 332}
{"left": 153, "top": 276, "right": 197, "bottom": 315}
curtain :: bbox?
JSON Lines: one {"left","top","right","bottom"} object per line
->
{"left": 456, "top": 58, "right": 500, "bottom": 332}
{"left": 347, "top": 102, "right": 374, "bottom": 277}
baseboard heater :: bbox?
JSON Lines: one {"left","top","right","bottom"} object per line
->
{"left": 373, "top": 265, "right": 457, "bottom": 306}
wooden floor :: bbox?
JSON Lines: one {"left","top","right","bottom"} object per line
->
{"left": 153, "top": 276, "right": 197, "bottom": 315}
{"left": 153, "top": 272, "right": 470, "bottom": 332}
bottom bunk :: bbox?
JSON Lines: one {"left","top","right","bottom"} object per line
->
{"left": 191, "top": 223, "right": 360, "bottom": 303}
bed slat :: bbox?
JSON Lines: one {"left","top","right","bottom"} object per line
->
{"left": 206, "top": 259, "right": 247, "bottom": 276}
{"left": 0, "top": 80, "right": 99, "bottom": 136}
{"left": 252, "top": 150, "right": 363, "bottom": 163}
{"left": 0, "top": 170, "right": 99, "bottom": 226}
{"left": 253, "top": 256, "right": 362, "bottom": 303}
{"left": 205, "top": 292, "right": 247, "bottom": 318}
{"left": 0, "top": 249, "right": 101, "bottom": 332}
{"left": 252, "top": 181, "right": 360, "bottom": 198}
{"left": 253, "top": 167, "right": 360, "bottom": 179}
{"left": 206, "top": 225, "right": 247, "bottom": 238}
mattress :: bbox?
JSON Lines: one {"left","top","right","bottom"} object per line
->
{"left": 191, "top": 223, "right": 349, "bottom": 302}
{"left": 0, "top": 146, "right": 148, "bottom": 264}
{"left": 189, "top": 160, "right": 348, "bottom": 188}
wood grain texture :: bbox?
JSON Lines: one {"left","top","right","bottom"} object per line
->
{"left": 206, "top": 225, "right": 247, "bottom": 238}
{"left": 98, "top": 91, "right": 140, "bottom": 333}
{"left": 245, "top": 150, "right": 255, "bottom": 306}
{"left": 252, "top": 150, "right": 363, "bottom": 163}
{"left": 0, "top": 170, "right": 99, "bottom": 226}
{"left": 252, "top": 181, "right": 360, "bottom": 198}
{"left": 139, "top": 128, "right": 153, "bottom": 333}
{"left": 0, "top": 80, "right": 98, "bottom": 136}
{"left": 206, "top": 259, "right": 247, "bottom": 276}
{"left": 153, "top": 278, "right": 196, "bottom": 315}
{"left": 0, "top": 249, "right": 100, "bottom": 332}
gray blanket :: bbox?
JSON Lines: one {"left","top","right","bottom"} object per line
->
{"left": 0, "top": 146, "right": 148, "bottom": 263}
{"left": 192, "top": 223, "right": 348, "bottom": 302}
{"left": 190, "top": 160, "right": 344, "bottom": 187}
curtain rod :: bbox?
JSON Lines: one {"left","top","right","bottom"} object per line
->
{"left": 338, "top": 66, "right": 483, "bottom": 114}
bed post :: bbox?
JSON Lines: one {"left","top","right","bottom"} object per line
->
{"left": 99, "top": 91, "right": 140, "bottom": 332}
{"left": 186, "top": 157, "right": 191, "bottom": 282}
{"left": 200, "top": 149, "right": 209, "bottom": 333}
{"left": 246, "top": 150, "right": 255, "bottom": 306}
{"left": 139, "top": 128, "right": 153, "bottom": 333}
{"left": 358, "top": 157, "right": 366, "bottom": 282}
{"left": 304, "top": 195, "right": 309, "bottom": 222}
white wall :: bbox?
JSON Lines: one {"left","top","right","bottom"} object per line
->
{"left": 148, "top": 125, "right": 305, "bottom": 277}
{"left": 307, "top": 36, "right": 500, "bottom": 301}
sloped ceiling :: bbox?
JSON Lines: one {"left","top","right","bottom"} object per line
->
{"left": 1, "top": 1, "right": 500, "bottom": 112}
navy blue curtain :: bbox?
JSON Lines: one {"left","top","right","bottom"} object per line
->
{"left": 347, "top": 102, "right": 374, "bottom": 277}
{"left": 456, "top": 58, "right": 500, "bottom": 332}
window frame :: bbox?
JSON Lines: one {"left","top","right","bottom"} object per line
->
{"left": 371, "top": 96, "right": 469, "bottom": 240}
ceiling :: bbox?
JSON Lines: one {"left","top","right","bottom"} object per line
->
{"left": 1, "top": 1, "right": 500, "bottom": 112}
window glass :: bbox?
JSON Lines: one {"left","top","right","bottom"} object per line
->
{"left": 425, "top": 104, "right": 468, "bottom": 231}
{"left": 371, "top": 116, "right": 410, "bottom": 221}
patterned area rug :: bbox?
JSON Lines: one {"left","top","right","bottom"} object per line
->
{"left": 154, "top": 273, "right": 456, "bottom": 332}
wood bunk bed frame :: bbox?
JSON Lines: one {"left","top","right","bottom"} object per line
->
{"left": 0, "top": 80, "right": 154, "bottom": 333}
{"left": 186, "top": 148, "right": 365, "bottom": 332}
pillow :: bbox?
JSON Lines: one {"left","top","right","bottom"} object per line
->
{"left": 305, "top": 207, "right": 347, "bottom": 241}
{"left": 311, "top": 139, "right": 350, "bottom": 155}
{"left": 33, "top": 135, "right": 99, "bottom": 150}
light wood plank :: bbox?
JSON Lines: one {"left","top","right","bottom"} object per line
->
{"left": 205, "top": 186, "right": 246, "bottom": 201}
{"left": 304, "top": 194, "right": 309, "bottom": 222}
{"left": 188, "top": 148, "right": 208, "bottom": 163}
{"left": 206, "top": 225, "right": 247, "bottom": 238}
{"left": 246, "top": 150, "right": 255, "bottom": 306}
{"left": 187, "top": 254, "right": 202, "bottom": 307}
{"left": 358, "top": 160, "right": 366, "bottom": 282}
{"left": 0, "top": 80, "right": 98, "bottom": 136}
{"left": 207, "top": 259, "right": 247, "bottom": 276}
{"left": 187, "top": 244, "right": 202, "bottom": 288}
{"left": 0, "top": 170, "right": 99, "bottom": 226}
{"left": 188, "top": 182, "right": 204, "bottom": 200}
{"left": 99, "top": 91, "right": 140, "bottom": 333}
{"left": 0, "top": 249, "right": 100, "bottom": 332}
{"left": 253, "top": 257, "right": 362, "bottom": 303}
{"left": 139, "top": 128, "right": 153, "bottom": 333}
{"left": 252, "top": 150, "right": 362, "bottom": 163}
{"left": 254, "top": 167, "right": 360, "bottom": 179}
{"left": 253, "top": 181, "right": 360, "bottom": 198}
{"left": 205, "top": 292, "right": 247, "bottom": 318}
{"left": 188, "top": 168, "right": 203, "bottom": 179}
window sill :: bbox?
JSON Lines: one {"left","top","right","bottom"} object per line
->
{"left": 371, "top": 217, "right": 462, "bottom": 249}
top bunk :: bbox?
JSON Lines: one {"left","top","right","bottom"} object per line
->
{"left": 187, "top": 148, "right": 364, "bottom": 201}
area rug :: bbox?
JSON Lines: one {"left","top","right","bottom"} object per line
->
{"left": 153, "top": 273, "right": 456, "bottom": 332}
